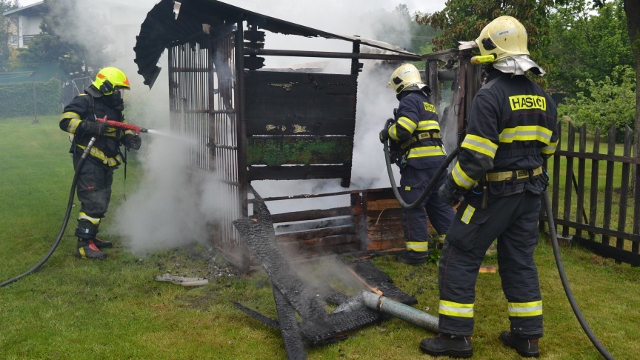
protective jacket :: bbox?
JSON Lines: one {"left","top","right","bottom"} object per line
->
{"left": 59, "top": 89, "right": 135, "bottom": 241}
{"left": 437, "top": 69, "right": 558, "bottom": 339}
{"left": 449, "top": 71, "right": 558, "bottom": 194}
{"left": 60, "top": 92, "right": 134, "bottom": 167}
{"left": 386, "top": 90, "right": 453, "bottom": 257}
{"left": 387, "top": 90, "right": 446, "bottom": 169}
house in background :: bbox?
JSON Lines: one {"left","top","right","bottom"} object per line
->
{"left": 3, "top": 0, "right": 148, "bottom": 55}
{"left": 3, "top": 1, "right": 48, "bottom": 48}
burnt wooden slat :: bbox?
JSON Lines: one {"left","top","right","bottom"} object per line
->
{"left": 276, "top": 234, "right": 359, "bottom": 257}
{"left": 272, "top": 285, "right": 308, "bottom": 360}
{"left": 276, "top": 225, "right": 356, "bottom": 242}
{"left": 353, "top": 193, "right": 369, "bottom": 252}
{"left": 248, "top": 165, "right": 352, "bottom": 181}
{"left": 244, "top": 71, "right": 357, "bottom": 136}
{"left": 275, "top": 217, "right": 352, "bottom": 233}
{"left": 269, "top": 207, "right": 354, "bottom": 223}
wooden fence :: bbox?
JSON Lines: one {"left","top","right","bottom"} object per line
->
{"left": 542, "top": 121, "right": 640, "bottom": 265}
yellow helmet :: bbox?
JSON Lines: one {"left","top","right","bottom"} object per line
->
{"left": 386, "top": 63, "right": 425, "bottom": 95}
{"left": 475, "top": 16, "right": 529, "bottom": 62}
{"left": 92, "top": 67, "right": 130, "bottom": 95}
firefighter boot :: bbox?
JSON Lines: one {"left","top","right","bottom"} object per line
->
{"left": 396, "top": 250, "right": 428, "bottom": 265}
{"left": 92, "top": 237, "right": 113, "bottom": 249}
{"left": 76, "top": 239, "right": 107, "bottom": 260}
{"left": 420, "top": 333, "right": 473, "bottom": 358}
{"left": 499, "top": 331, "right": 539, "bottom": 357}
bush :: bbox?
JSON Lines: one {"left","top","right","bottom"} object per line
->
{"left": 0, "top": 78, "right": 61, "bottom": 118}
{"left": 557, "top": 65, "right": 636, "bottom": 141}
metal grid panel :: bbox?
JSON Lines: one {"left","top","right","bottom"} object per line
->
{"left": 168, "top": 33, "right": 244, "bottom": 263}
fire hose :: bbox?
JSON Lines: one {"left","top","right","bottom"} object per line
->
{"left": 1, "top": 119, "right": 148, "bottom": 288}
{"left": 381, "top": 141, "right": 615, "bottom": 359}
{"left": 382, "top": 137, "right": 459, "bottom": 210}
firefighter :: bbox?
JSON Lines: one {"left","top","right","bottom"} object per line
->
{"left": 379, "top": 63, "right": 454, "bottom": 265}
{"left": 59, "top": 67, "right": 142, "bottom": 260}
{"left": 419, "top": 16, "right": 559, "bottom": 358}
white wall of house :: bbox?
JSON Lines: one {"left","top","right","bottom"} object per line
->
{"left": 17, "top": 14, "right": 42, "bottom": 47}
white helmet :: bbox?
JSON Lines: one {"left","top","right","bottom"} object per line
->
{"left": 386, "top": 63, "right": 426, "bottom": 95}
{"left": 475, "top": 16, "right": 529, "bottom": 62}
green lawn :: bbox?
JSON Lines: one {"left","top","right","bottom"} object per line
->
{"left": 1, "top": 116, "right": 639, "bottom": 359}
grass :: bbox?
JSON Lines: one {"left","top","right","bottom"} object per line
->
{"left": 1, "top": 116, "right": 640, "bottom": 359}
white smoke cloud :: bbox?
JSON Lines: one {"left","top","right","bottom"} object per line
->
{"left": 41, "top": 0, "right": 445, "bottom": 253}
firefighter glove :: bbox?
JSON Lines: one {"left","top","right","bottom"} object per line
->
{"left": 438, "top": 180, "right": 462, "bottom": 207}
{"left": 81, "top": 120, "right": 107, "bottom": 136}
{"left": 379, "top": 128, "right": 390, "bottom": 143}
{"left": 123, "top": 134, "right": 142, "bottom": 150}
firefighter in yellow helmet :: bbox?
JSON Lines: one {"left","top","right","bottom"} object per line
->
{"left": 59, "top": 67, "right": 142, "bottom": 260}
{"left": 380, "top": 63, "right": 454, "bottom": 265}
{"left": 420, "top": 16, "right": 558, "bottom": 358}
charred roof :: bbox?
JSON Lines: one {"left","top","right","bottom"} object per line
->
{"left": 134, "top": 0, "right": 418, "bottom": 87}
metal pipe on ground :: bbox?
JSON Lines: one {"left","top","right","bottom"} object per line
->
{"left": 333, "top": 290, "right": 439, "bottom": 333}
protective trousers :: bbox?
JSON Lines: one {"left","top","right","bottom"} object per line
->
{"left": 437, "top": 190, "right": 543, "bottom": 338}
{"left": 399, "top": 165, "right": 454, "bottom": 255}
{"left": 73, "top": 154, "right": 114, "bottom": 240}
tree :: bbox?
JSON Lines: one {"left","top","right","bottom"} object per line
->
{"left": 414, "top": 0, "right": 559, "bottom": 72}
{"left": 546, "top": 0, "right": 633, "bottom": 95}
{"left": 619, "top": 0, "right": 640, "bottom": 162}
{"left": 16, "top": 0, "right": 113, "bottom": 76}
{"left": 0, "top": 0, "right": 19, "bottom": 70}
{"left": 558, "top": 65, "right": 636, "bottom": 139}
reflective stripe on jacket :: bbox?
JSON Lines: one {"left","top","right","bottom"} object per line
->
{"left": 452, "top": 72, "right": 559, "bottom": 190}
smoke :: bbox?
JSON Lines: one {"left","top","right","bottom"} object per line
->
{"left": 47, "top": 0, "right": 444, "bottom": 254}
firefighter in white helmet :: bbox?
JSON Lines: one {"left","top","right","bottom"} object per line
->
{"left": 420, "top": 16, "right": 558, "bottom": 358}
{"left": 380, "top": 63, "right": 454, "bottom": 265}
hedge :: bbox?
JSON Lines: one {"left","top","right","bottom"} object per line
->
{"left": 0, "top": 78, "right": 61, "bottom": 118}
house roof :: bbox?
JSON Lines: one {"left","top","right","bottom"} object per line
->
{"left": 3, "top": 2, "right": 48, "bottom": 17}
{"left": 134, "top": 0, "right": 419, "bottom": 88}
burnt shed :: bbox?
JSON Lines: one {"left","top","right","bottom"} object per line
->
{"left": 134, "top": 0, "right": 477, "bottom": 270}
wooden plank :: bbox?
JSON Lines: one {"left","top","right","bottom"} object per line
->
{"left": 573, "top": 236, "right": 640, "bottom": 266}
{"left": 588, "top": 128, "right": 601, "bottom": 240}
{"left": 366, "top": 198, "right": 402, "bottom": 211}
{"left": 575, "top": 124, "right": 587, "bottom": 240}
{"left": 553, "top": 150, "right": 640, "bottom": 164}
{"left": 276, "top": 234, "right": 359, "bottom": 257}
{"left": 248, "top": 164, "right": 352, "bottom": 181}
{"left": 616, "top": 126, "right": 633, "bottom": 254}
{"left": 276, "top": 225, "right": 356, "bottom": 242}
{"left": 274, "top": 217, "right": 352, "bottom": 233}
{"left": 553, "top": 219, "right": 640, "bottom": 242}
{"left": 602, "top": 126, "right": 616, "bottom": 246}
{"left": 244, "top": 71, "right": 357, "bottom": 136}
{"left": 562, "top": 125, "right": 575, "bottom": 238}
{"left": 269, "top": 206, "right": 354, "bottom": 223}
